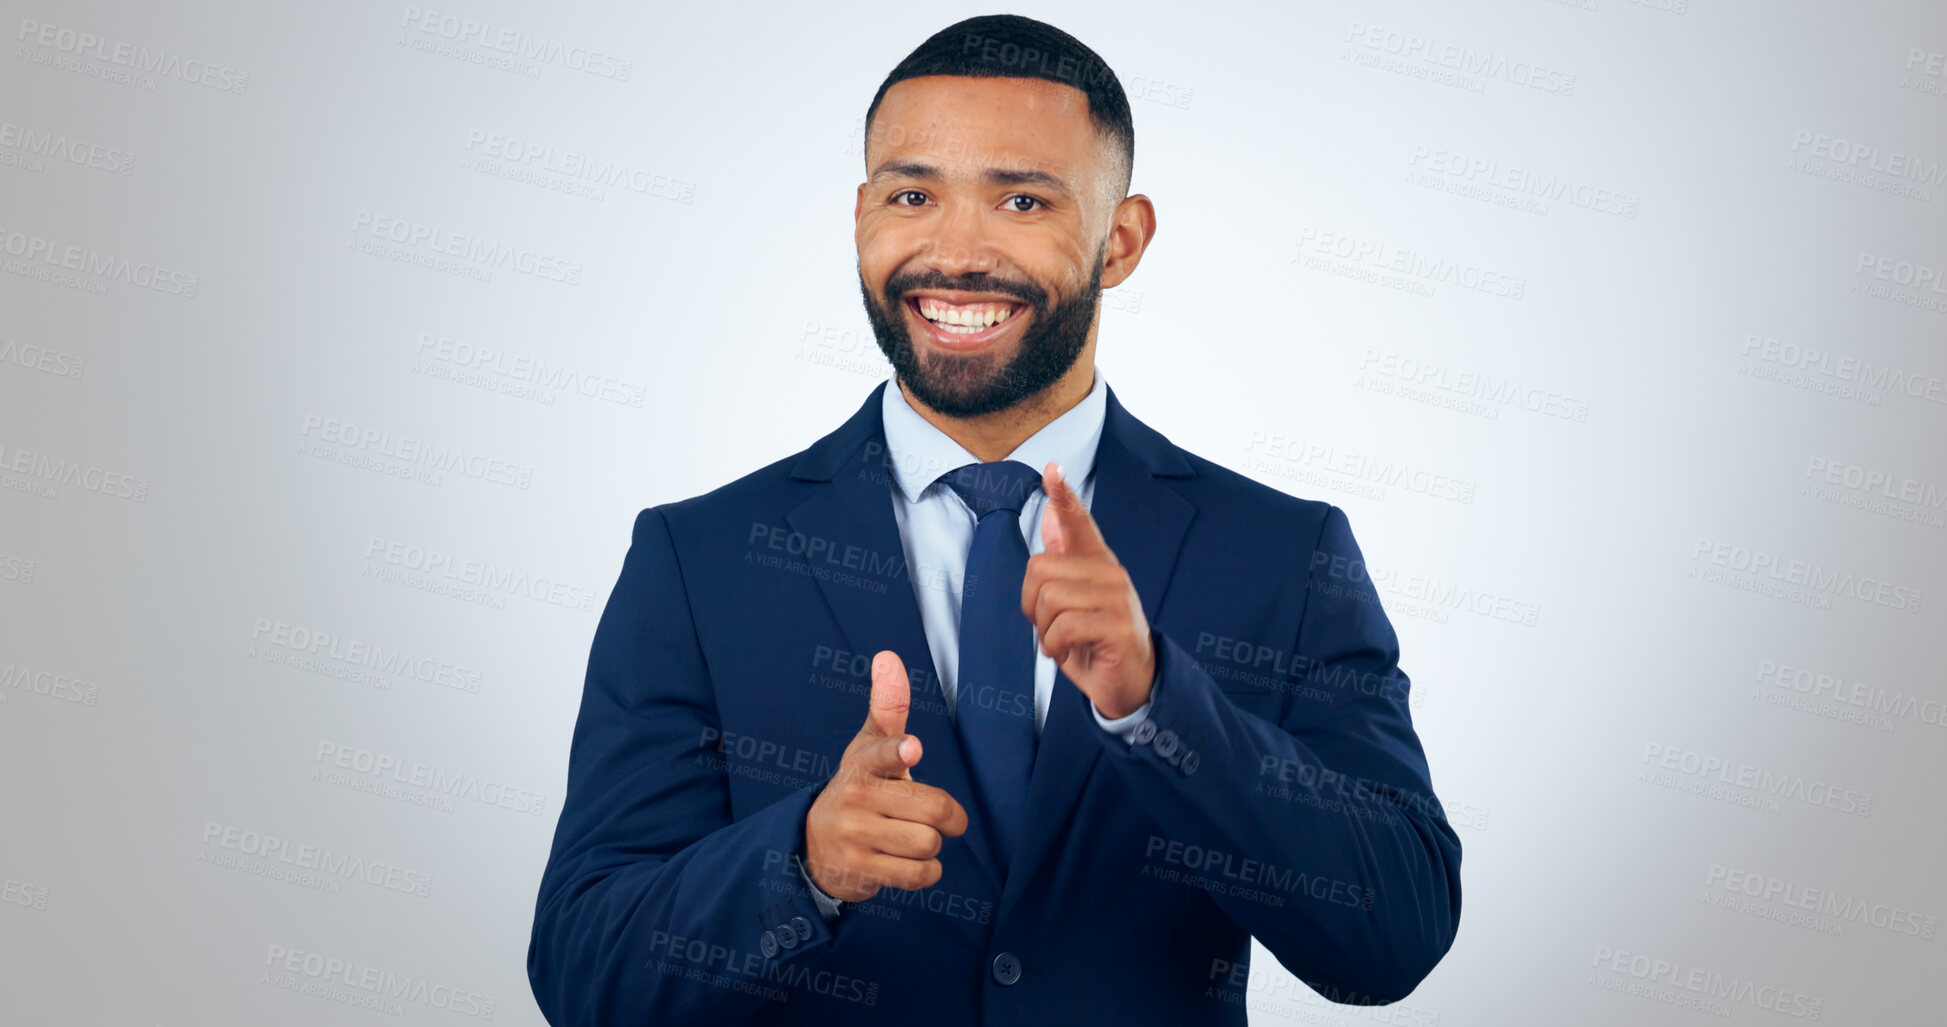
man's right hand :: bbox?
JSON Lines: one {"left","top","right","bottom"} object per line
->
{"left": 803, "top": 651, "right": 969, "bottom": 903}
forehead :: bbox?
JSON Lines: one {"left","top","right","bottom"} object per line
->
{"left": 868, "top": 75, "right": 1101, "bottom": 180}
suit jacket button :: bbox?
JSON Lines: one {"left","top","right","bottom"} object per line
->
{"left": 789, "top": 915, "right": 813, "bottom": 942}
{"left": 1181, "top": 750, "right": 1200, "bottom": 775}
{"left": 992, "top": 951, "right": 1022, "bottom": 986}
{"left": 760, "top": 930, "right": 779, "bottom": 958}
{"left": 1154, "top": 729, "right": 1179, "bottom": 758}
{"left": 1132, "top": 720, "right": 1158, "bottom": 745}
{"left": 776, "top": 924, "right": 799, "bottom": 949}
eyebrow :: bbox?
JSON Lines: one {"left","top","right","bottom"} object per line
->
{"left": 868, "top": 159, "right": 1075, "bottom": 200}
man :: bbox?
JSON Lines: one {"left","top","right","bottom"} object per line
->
{"left": 528, "top": 14, "right": 1461, "bottom": 1026}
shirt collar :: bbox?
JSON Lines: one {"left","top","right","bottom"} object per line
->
{"left": 879, "top": 367, "right": 1108, "bottom": 504}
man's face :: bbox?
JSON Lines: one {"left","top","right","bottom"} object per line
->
{"left": 855, "top": 75, "right": 1116, "bottom": 418}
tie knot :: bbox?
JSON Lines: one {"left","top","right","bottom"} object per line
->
{"left": 938, "top": 460, "right": 1043, "bottom": 519}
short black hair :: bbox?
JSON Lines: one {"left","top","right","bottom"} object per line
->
{"left": 864, "top": 14, "right": 1134, "bottom": 199}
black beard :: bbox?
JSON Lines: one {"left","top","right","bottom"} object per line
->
{"left": 859, "top": 244, "right": 1103, "bottom": 419}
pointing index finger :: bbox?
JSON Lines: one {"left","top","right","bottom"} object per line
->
{"left": 1041, "top": 460, "right": 1109, "bottom": 558}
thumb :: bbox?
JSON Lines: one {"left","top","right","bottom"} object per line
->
{"left": 864, "top": 650, "right": 912, "bottom": 741}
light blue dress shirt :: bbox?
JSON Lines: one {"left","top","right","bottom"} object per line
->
{"left": 879, "top": 365, "right": 1153, "bottom": 738}
{"left": 798, "top": 367, "right": 1154, "bottom": 916}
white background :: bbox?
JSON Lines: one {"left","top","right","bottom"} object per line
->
{"left": 2, "top": 1, "right": 1943, "bottom": 1024}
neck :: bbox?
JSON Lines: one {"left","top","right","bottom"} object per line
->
{"left": 899, "top": 359, "right": 1095, "bottom": 464}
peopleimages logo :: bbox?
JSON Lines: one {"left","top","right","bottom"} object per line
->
{"left": 1690, "top": 537, "right": 1924, "bottom": 613}
{"left": 363, "top": 536, "right": 597, "bottom": 613}
{"left": 1790, "top": 129, "right": 1947, "bottom": 193}
{"left": 412, "top": 332, "right": 648, "bottom": 408}
{"left": 263, "top": 943, "right": 495, "bottom": 1018}
{"left": 313, "top": 741, "right": 547, "bottom": 816}
{"left": 399, "top": 6, "right": 633, "bottom": 80}
{"left": 1, "top": 873, "right": 49, "bottom": 910}
{"left": 0, "top": 120, "right": 136, "bottom": 174}
{"left": 1754, "top": 659, "right": 1947, "bottom": 732}
{"left": 14, "top": 18, "right": 250, "bottom": 93}
{"left": 1706, "top": 864, "right": 1937, "bottom": 940}
{"left": 1244, "top": 433, "right": 1478, "bottom": 504}
{"left": 0, "top": 337, "right": 86, "bottom": 379}
{"left": 1589, "top": 944, "right": 1823, "bottom": 1020}
{"left": 0, "top": 225, "right": 200, "bottom": 296}
{"left": 1295, "top": 228, "right": 1527, "bottom": 300}
{"left": 1855, "top": 252, "right": 1947, "bottom": 293}
{"left": 1342, "top": 21, "right": 1577, "bottom": 95}
{"left": 0, "top": 440, "right": 149, "bottom": 501}
{"left": 349, "top": 209, "right": 584, "bottom": 285}
{"left": 1641, "top": 743, "right": 1873, "bottom": 817}
{"left": 1356, "top": 350, "right": 1587, "bottom": 420}
{"left": 300, "top": 413, "right": 534, "bottom": 489}
{"left": 1803, "top": 455, "right": 1947, "bottom": 528}
{"left": 462, "top": 131, "right": 694, "bottom": 203}
{"left": 1407, "top": 145, "right": 1640, "bottom": 218}
{"left": 0, "top": 552, "right": 36, "bottom": 585}
{"left": 0, "top": 661, "right": 101, "bottom": 706}
{"left": 1144, "top": 835, "right": 1376, "bottom": 911}
{"left": 250, "top": 617, "right": 483, "bottom": 694}
{"left": 1854, "top": 251, "right": 1947, "bottom": 314}
{"left": 1739, "top": 333, "right": 1947, "bottom": 407}
{"left": 201, "top": 821, "right": 433, "bottom": 897}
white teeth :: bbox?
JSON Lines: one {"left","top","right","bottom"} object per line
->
{"left": 917, "top": 300, "right": 1015, "bottom": 330}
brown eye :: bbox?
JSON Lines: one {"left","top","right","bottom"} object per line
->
{"left": 896, "top": 190, "right": 927, "bottom": 206}
{"left": 1008, "top": 195, "right": 1041, "bottom": 212}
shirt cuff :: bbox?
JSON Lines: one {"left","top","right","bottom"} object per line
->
{"left": 1092, "top": 697, "right": 1152, "bottom": 740}
{"left": 795, "top": 853, "right": 845, "bottom": 920}
{"left": 1090, "top": 641, "right": 1162, "bottom": 741}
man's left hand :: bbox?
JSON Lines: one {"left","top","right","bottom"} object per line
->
{"left": 1021, "top": 460, "right": 1155, "bottom": 719}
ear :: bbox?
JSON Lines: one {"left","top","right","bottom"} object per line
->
{"left": 1099, "top": 193, "right": 1156, "bottom": 291}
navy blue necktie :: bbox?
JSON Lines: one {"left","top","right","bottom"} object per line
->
{"left": 939, "top": 459, "right": 1043, "bottom": 875}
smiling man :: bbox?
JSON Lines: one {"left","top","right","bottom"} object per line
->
{"left": 854, "top": 60, "right": 1138, "bottom": 437}
{"left": 528, "top": 15, "right": 1461, "bottom": 1027}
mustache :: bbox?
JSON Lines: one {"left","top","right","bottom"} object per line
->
{"left": 882, "top": 268, "right": 1046, "bottom": 309}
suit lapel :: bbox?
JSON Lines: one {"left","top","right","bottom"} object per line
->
{"left": 784, "top": 382, "right": 1004, "bottom": 889}
{"left": 782, "top": 380, "right": 1199, "bottom": 908}
{"left": 997, "top": 385, "right": 1197, "bottom": 920}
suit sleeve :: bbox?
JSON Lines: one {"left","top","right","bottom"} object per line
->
{"left": 1093, "top": 504, "right": 1462, "bottom": 1005}
{"left": 527, "top": 507, "right": 846, "bottom": 1027}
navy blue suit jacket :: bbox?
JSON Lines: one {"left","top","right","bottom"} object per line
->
{"left": 528, "top": 381, "right": 1461, "bottom": 1025}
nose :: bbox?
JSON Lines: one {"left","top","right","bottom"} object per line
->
{"left": 916, "top": 199, "right": 999, "bottom": 277}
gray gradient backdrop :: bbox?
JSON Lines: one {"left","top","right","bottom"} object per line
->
{"left": 2, "top": 1, "right": 1943, "bottom": 1024}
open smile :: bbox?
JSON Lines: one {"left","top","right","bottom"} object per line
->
{"left": 903, "top": 293, "right": 1029, "bottom": 349}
